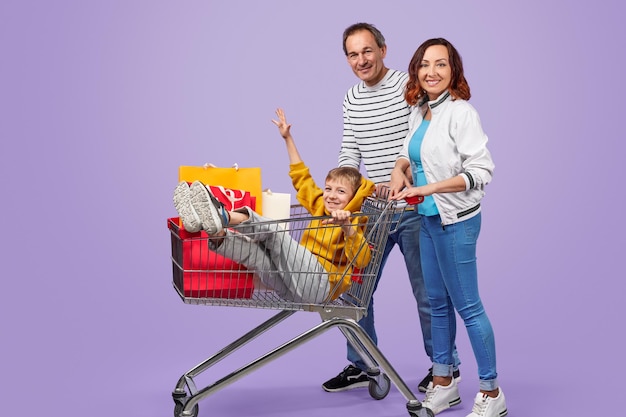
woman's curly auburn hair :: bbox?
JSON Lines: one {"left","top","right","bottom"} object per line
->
{"left": 405, "top": 38, "right": 471, "bottom": 106}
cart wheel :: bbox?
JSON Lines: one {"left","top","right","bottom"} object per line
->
{"left": 368, "top": 373, "right": 391, "bottom": 400}
{"left": 408, "top": 405, "right": 435, "bottom": 417}
{"left": 174, "top": 402, "right": 199, "bottom": 417}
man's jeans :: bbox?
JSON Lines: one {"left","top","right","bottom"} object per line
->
{"left": 348, "top": 209, "right": 461, "bottom": 371}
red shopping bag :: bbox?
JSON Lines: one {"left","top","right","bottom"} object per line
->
{"left": 168, "top": 218, "right": 255, "bottom": 299}
{"left": 207, "top": 185, "right": 256, "bottom": 212}
{"left": 351, "top": 267, "right": 363, "bottom": 284}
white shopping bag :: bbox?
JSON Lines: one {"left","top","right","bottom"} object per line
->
{"left": 261, "top": 189, "right": 292, "bottom": 220}
{"left": 255, "top": 189, "right": 292, "bottom": 292}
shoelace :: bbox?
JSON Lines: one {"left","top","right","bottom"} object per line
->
{"left": 340, "top": 365, "right": 355, "bottom": 378}
{"left": 423, "top": 386, "right": 437, "bottom": 404}
{"left": 206, "top": 189, "right": 229, "bottom": 226}
{"left": 471, "top": 394, "right": 489, "bottom": 415}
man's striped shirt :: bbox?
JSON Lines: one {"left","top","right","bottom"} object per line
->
{"left": 338, "top": 69, "right": 410, "bottom": 185}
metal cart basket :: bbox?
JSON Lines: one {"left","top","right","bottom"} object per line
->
{"left": 167, "top": 195, "right": 433, "bottom": 417}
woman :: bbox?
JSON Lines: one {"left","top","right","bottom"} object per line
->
{"left": 390, "top": 38, "right": 507, "bottom": 417}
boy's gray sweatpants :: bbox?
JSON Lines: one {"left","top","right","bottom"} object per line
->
{"left": 212, "top": 208, "right": 330, "bottom": 303}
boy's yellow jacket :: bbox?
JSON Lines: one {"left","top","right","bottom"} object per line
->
{"left": 289, "top": 161, "right": 376, "bottom": 299}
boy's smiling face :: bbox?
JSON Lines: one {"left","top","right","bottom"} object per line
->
{"left": 323, "top": 178, "right": 356, "bottom": 213}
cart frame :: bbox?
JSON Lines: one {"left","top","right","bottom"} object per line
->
{"left": 167, "top": 195, "right": 433, "bottom": 417}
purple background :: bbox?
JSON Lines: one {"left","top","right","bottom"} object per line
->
{"left": 2, "top": 1, "right": 623, "bottom": 416}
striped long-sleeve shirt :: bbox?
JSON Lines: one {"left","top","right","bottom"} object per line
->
{"left": 338, "top": 69, "right": 410, "bottom": 185}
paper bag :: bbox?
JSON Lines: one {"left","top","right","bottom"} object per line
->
{"left": 179, "top": 164, "right": 263, "bottom": 214}
{"left": 182, "top": 238, "right": 255, "bottom": 299}
{"left": 209, "top": 186, "right": 256, "bottom": 212}
{"left": 261, "top": 189, "right": 292, "bottom": 220}
{"left": 168, "top": 218, "right": 255, "bottom": 299}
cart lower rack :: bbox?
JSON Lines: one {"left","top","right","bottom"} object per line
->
{"left": 167, "top": 195, "right": 433, "bottom": 417}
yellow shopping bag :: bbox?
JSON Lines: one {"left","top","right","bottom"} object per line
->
{"left": 178, "top": 163, "right": 263, "bottom": 215}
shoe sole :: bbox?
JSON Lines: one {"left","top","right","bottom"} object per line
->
{"left": 189, "top": 181, "right": 224, "bottom": 235}
{"left": 423, "top": 396, "right": 461, "bottom": 414}
{"left": 322, "top": 380, "right": 370, "bottom": 392}
{"left": 173, "top": 182, "right": 202, "bottom": 232}
{"left": 418, "top": 375, "right": 462, "bottom": 393}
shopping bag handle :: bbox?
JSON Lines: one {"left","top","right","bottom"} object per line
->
{"left": 203, "top": 162, "right": 240, "bottom": 171}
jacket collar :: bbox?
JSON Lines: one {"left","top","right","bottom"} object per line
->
{"left": 419, "top": 91, "right": 451, "bottom": 114}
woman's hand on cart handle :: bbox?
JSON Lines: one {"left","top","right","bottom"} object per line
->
{"left": 390, "top": 185, "right": 431, "bottom": 204}
{"left": 393, "top": 175, "right": 467, "bottom": 203}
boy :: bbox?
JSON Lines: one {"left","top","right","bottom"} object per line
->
{"left": 173, "top": 109, "right": 376, "bottom": 303}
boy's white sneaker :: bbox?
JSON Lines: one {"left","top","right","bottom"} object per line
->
{"left": 189, "top": 181, "right": 228, "bottom": 235}
{"left": 421, "top": 377, "right": 461, "bottom": 414}
{"left": 173, "top": 181, "right": 202, "bottom": 232}
{"left": 466, "top": 389, "right": 508, "bottom": 417}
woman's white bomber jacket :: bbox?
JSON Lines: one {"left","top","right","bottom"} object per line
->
{"left": 397, "top": 91, "right": 494, "bottom": 226}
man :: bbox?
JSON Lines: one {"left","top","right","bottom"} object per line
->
{"left": 322, "top": 22, "right": 461, "bottom": 394}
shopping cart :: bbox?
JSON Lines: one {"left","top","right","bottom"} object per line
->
{"left": 167, "top": 195, "right": 433, "bottom": 417}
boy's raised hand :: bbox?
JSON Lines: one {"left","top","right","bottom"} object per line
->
{"left": 271, "top": 108, "right": 292, "bottom": 140}
{"left": 272, "top": 107, "right": 303, "bottom": 164}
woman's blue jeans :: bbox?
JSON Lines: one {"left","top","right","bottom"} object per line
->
{"left": 421, "top": 212, "right": 499, "bottom": 391}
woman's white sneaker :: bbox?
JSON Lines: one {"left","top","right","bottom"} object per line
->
{"left": 421, "top": 377, "right": 461, "bottom": 414}
{"left": 466, "top": 389, "right": 508, "bottom": 417}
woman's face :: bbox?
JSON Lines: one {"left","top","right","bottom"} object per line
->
{"left": 418, "top": 44, "right": 452, "bottom": 101}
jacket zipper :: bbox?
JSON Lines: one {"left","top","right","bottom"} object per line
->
{"left": 440, "top": 203, "right": 481, "bottom": 230}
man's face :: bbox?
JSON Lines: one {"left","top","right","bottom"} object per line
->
{"left": 345, "top": 30, "right": 387, "bottom": 86}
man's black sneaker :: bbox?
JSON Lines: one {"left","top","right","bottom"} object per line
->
{"left": 418, "top": 367, "right": 462, "bottom": 393}
{"left": 322, "top": 365, "right": 370, "bottom": 392}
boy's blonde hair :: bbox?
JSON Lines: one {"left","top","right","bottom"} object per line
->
{"left": 325, "top": 167, "right": 362, "bottom": 197}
